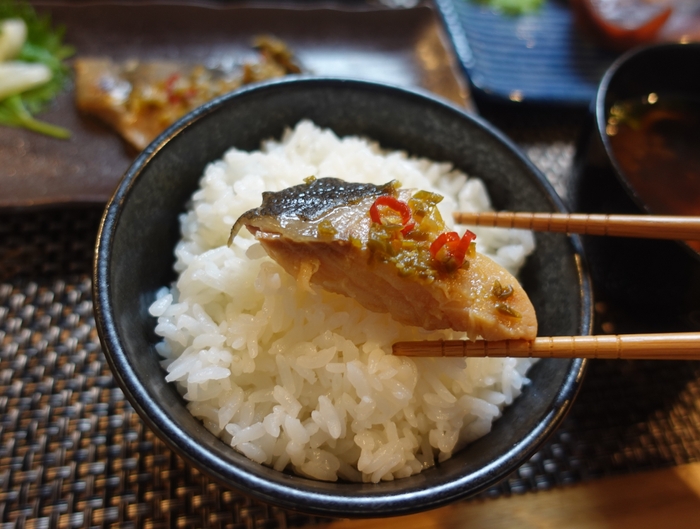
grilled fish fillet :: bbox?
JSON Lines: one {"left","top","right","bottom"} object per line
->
{"left": 74, "top": 36, "right": 301, "bottom": 150}
{"left": 231, "top": 178, "right": 538, "bottom": 341}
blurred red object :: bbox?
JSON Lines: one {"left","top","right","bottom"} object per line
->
{"left": 571, "top": 0, "right": 673, "bottom": 51}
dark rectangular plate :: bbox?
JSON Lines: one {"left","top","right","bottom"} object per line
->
{"left": 435, "top": 0, "right": 616, "bottom": 106}
{"left": 435, "top": 0, "right": 700, "bottom": 107}
{"left": 0, "top": 1, "right": 470, "bottom": 210}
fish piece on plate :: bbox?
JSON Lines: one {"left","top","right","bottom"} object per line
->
{"left": 231, "top": 177, "right": 538, "bottom": 341}
{"left": 74, "top": 36, "right": 301, "bottom": 150}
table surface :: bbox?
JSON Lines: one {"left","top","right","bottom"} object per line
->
{"left": 3, "top": 107, "right": 700, "bottom": 527}
{"left": 319, "top": 462, "right": 700, "bottom": 529}
{"left": 3, "top": 3, "right": 700, "bottom": 526}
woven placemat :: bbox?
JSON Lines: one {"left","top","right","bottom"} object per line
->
{"left": 3, "top": 120, "right": 700, "bottom": 527}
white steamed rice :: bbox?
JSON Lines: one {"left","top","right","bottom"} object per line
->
{"left": 149, "top": 120, "right": 537, "bottom": 483}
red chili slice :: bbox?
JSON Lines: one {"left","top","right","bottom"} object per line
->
{"left": 370, "top": 196, "right": 415, "bottom": 235}
{"left": 165, "top": 73, "right": 185, "bottom": 104}
{"left": 453, "top": 230, "right": 477, "bottom": 263}
{"left": 401, "top": 222, "right": 416, "bottom": 236}
{"left": 430, "top": 230, "right": 477, "bottom": 267}
{"left": 429, "top": 231, "right": 460, "bottom": 259}
{"left": 165, "top": 73, "right": 180, "bottom": 93}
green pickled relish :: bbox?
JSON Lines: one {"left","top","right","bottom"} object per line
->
{"left": 366, "top": 189, "right": 456, "bottom": 280}
{"left": 318, "top": 219, "right": 337, "bottom": 238}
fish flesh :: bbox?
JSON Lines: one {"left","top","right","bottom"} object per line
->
{"left": 74, "top": 36, "right": 301, "bottom": 150}
{"left": 231, "top": 177, "right": 538, "bottom": 341}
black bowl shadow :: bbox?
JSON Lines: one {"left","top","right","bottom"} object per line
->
{"left": 94, "top": 77, "right": 592, "bottom": 517}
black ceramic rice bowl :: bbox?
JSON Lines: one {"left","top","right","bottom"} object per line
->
{"left": 94, "top": 77, "right": 592, "bottom": 517}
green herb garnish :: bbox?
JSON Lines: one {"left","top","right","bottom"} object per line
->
{"left": 0, "top": 0, "right": 74, "bottom": 139}
{"left": 475, "top": 0, "right": 544, "bottom": 16}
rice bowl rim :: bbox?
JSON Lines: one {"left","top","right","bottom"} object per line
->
{"left": 93, "top": 76, "right": 592, "bottom": 516}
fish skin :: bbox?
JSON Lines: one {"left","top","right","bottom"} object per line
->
{"left": 230, "top": 177, "right": 394, "bottom": 243}
{"left": 233, "top": 178, "right": 538, "bottom": 340}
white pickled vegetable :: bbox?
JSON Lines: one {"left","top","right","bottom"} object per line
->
{"left": 0, "top": 61, "right": 52, "bottom": 100}
{"left": 0, "top": 18, "right": 27, "bottom": 62}
{"left": 0, "top": 5, "right": 72, "bottom": 139}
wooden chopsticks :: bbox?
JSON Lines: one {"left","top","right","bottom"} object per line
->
{"left": 393, "top": 333, "right": 700, "bottom": 360}
{"left": 453, "top": 212, "right": 700, "bottom": 240}
{"left": 391, "top": 213, "right": 700, "bottom": 359}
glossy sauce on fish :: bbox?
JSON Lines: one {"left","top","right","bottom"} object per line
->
{"left": 232, "top": 177, "right": 538, "bottom": 341}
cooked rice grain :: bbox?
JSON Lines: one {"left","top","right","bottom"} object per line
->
{"left": 151, "top": 121, "right": 537, "bottom": 483}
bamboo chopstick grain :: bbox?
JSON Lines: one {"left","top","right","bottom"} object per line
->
{"left": 453, "top": 212, "right": 700, "bottom": 240}
{"left": 393, "top": 333, "right": 700, "bottom": 360}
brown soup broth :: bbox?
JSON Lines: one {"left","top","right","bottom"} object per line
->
{"left": 606, "top": 92, "right": 700, "bottom": 219}
{"left": 607, "top": 92, "right": 700, "bottom": 252}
